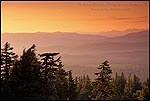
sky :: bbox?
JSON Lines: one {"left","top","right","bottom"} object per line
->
{"left": 1, "top": 1, "right": 149, "bottom": 33}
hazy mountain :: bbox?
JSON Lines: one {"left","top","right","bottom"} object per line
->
{"left": 93, "top": 28, "right": 148, "bottom": 37}
{"left": 1, "top": 31, "right": 106, "bottom": 46}
{"left": 109, "top": 30, "right": 149, "bottom": 42}
{"left": 1, "top": 30, "right": 149, "bottom": 81}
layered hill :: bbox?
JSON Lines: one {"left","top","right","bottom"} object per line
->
{"left": 1, "top": 30, "right": 149, "bottom": 80}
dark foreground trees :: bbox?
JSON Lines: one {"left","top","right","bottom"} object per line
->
{"left": 1, "top": 42, "right": 149, "bottom": 100}
{"left": 1, "top": 43, "right": 77, "bottom": 100}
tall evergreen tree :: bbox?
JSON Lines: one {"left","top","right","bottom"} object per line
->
{"left": 9, "top": 44, "right": 41, "bottom": 100}
{"left": 55, "top": 60, "right": 68, "bottom": 100}
{"left": 39, "top": 52, "right": 61, "bottom": 100}
{"left": 1, "top": 42, "right": 17, "bottom": 100}
{"left": 91, "top": 61, "right": 113, "bottom": 100}
{"left": 1, "top": 42, "right": 17, "bottom": 80}
{"left": 67, "top": 70, "right": 77, "bottom": 100}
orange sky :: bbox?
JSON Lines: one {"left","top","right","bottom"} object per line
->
{"left": 1, "top": 1, "right": 149, "bottom": 33}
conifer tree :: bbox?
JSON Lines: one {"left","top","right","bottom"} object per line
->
{"left": 1, "top": 42, "right": 17, "bottom": 80}
{"left": 1, "top": 42, "right": 17, "bottom": 100}
{"left": 39, "top": 52, "right": 60, "bottom": 100}
{"left": 91, "top": 61, "right": 113, "bottom": 100}
{"left": 55, "top": 60, "right": 68, "bottom": 100}
{"left": 67, "top": 70, "right": 77, "bottom": 100}
{"left": 10, "top": 44, "right": 41, "bottom": 100}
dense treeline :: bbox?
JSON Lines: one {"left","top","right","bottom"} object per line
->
{"left": 1, "top": 42, "right": 149, "bottom": 100}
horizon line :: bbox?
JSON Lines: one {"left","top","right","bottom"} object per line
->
{"left": 1, "top": 28, "right": 149, "bottom": 34}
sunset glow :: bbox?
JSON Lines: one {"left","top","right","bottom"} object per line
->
{"left": 1, "top": 2, "right": 149, "bottom": 99}
{"left": 1, "top": 1, "right": 149, "bottom": 33}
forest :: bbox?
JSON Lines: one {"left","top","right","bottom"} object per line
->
{"left": 1, "top": 42, "right": 149, "bottom": 100}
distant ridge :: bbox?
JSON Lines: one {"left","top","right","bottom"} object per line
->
{"left": 2, "top": 28, "right": 148, "bottom": 37}
{"left": 1, "top": 29, "right": 149, "bottom": 81}
{"left": 109, "top": 30, "right": 149, "bottom": 42}
{"left": 90, "top": 28, "right": 148, "bottom": 37}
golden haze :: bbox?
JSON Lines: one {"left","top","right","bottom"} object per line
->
{"left": 1, "top": 1, "right": 149, "bottom": 33}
